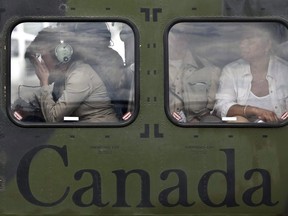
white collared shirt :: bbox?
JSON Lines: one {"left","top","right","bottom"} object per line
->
{"left": 215, "top": 56, "right": 288, "bottom": 118}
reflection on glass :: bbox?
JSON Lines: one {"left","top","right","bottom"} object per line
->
{"left": 10, "top": 22, "right": 135, "bottom": 124}
{"left": 168, "top": 22, "right": 288, "bottom": 125}
{"left": 168, "top": 23, "right": 221, "bottom": 124}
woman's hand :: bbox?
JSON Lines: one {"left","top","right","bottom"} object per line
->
{"left": 227, "top": 104, "right": 279, "bottom": 123}
{"left": 31, "top": 55, "right": 49, "bottom": 86}
{"left": 253, "top": 107, "right": 279, "bottom": 122}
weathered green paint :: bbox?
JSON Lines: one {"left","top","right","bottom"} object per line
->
{"left": 1, "top": 0, "right": 288, "bottom": 215}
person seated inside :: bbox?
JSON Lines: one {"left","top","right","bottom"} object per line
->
{"left": 214, "top": 23, "right": 288, "bottom": 123}
{"left": 23, "top": 26, "right": 118, "bottom": 123}
{"left": 168, "top": 23, "right": 221, "bottom": 123}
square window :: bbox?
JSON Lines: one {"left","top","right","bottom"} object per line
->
{"left": 9, "top": 21, "right": 137, "bottom": 126}
{"left": 166, "top": 21, "right": 288, "bottom": 127}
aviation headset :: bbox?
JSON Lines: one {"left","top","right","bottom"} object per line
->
{"left": 54, "top": 40, "right": 74, "bottom": 64}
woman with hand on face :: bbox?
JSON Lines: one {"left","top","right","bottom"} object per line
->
{"left": 26, "top": 27, "right": 118, "bottom": 123}
{"left": 215, "top": 23, "right": 288, "bottom": 123}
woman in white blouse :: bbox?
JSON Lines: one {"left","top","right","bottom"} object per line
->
{"left": 215, "top": 23, "right": 288, "bottom": 123}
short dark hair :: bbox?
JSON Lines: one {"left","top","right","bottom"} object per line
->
{"left": 25, "top": 27, "right": 73, "bottom": 58}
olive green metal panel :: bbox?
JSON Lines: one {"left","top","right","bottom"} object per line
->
{"left": 0, "top": 0, "right": 288, "bottom": 215}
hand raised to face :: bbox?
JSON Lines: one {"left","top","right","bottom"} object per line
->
{"left": 30, "top": 54, "right": 50, "bottom": 87}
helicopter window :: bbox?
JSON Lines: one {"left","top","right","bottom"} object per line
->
{"left": 11, "top": 39, "right": 19, "bottom": 57}
{"left": 166, "top": 21, "right": 288, "bottom": 126}
{"left": 9, "top": 21, "right": 137, "bottom": 126}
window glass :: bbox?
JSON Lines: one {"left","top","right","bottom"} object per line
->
{"left": 23, "top": 23, "right": 50, "bottom": 35}
{"left": 11, "top": 39, "right": 19, "bottom": 57}
{"left": 167, "top": 21, "right": 288, "bottom": 126}
{"left": 10, "top": 22, "right": 136, "bottom": 125}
